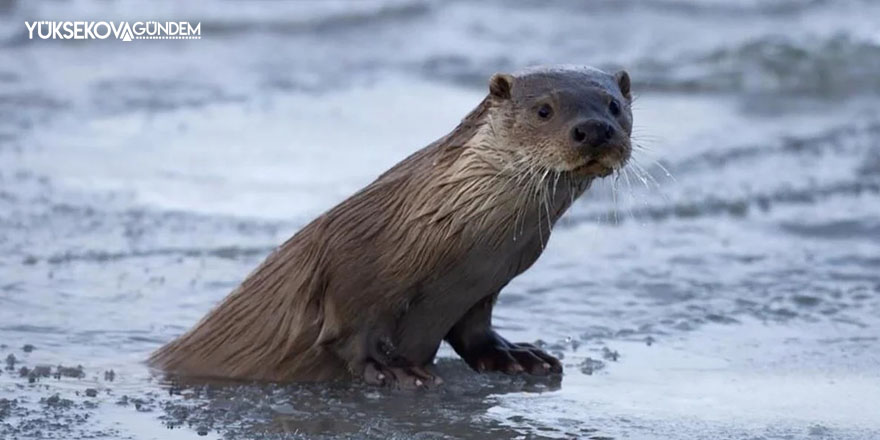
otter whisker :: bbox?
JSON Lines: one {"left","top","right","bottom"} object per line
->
{"left": 527, "top": 164, "right": 552, "bottom": 249}
{"left": 513, "top": 158, "right": 540, "bottom": 239}
{"left": 611, "top": 170, "right": 621, "bottom": 225}
{"left": 630, "top": 132, "right": 662, "bottom": 145}
{"left": 540, "top": 168, "right": 554, "bottom": 235}
{"left": 629, "top": 159, "right": 657, "bottom": 190}
{"left": 631, "top": 156, "right": 667, "bottom": 195}
{"left": 632, "top": 141, "right": 676, "bottom": 184}
{"left": 627, "top": 158, "right": 652, "bottom": 191}
{"left": 530, "top": 166, "right": 547, "bottom": 249}
{"left": 620, "top": 167, "right": 641, "bottom": 224}
{"left": 551, "top": 169, "right": 560, "bottom": 202}
{"left": 628, "top": 154, "right": 675, "bottom": 207}
{"left": 509, "top": 159, "right": 538, "bottom": 241}
{"left": 650, "top": 157, "right": 677, "bottom": 184}
{"left": 632, "top": 143, "right": 654, "bottom": 153}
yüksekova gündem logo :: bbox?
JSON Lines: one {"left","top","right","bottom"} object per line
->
{"left": 25, "top": 21, "right": 201, "bottom": 42}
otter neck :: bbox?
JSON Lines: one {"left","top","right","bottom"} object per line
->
{"left": 431, "top": 124, "right": 592, "bottom": 246}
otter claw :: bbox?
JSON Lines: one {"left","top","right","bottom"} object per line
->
{"left": 363, "top": 362, "right": 442, "bottom": 390}
{"left": 463, "top": 336, "right": 563, "bottom": 376}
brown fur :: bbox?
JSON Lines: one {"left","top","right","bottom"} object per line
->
{"left": 149, "top": 65, "right": 633, "bottom": 382}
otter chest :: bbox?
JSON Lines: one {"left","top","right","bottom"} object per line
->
{"left": 391, "top": 230, "right": 547, "bottom": 363}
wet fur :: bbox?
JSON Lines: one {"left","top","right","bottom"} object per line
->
{"left": 149, "top": 68, "right": 625, "bottom": 382}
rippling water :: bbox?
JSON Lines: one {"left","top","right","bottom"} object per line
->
{"left": 1, "top": 1, "right": 879, "bottom": 439}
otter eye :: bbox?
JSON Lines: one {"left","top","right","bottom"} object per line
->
{"left": 609, "top": 99, "right": 621, "bottom": 117}
{"left": 536, "top": 104, "right": 553, "bottom": 120}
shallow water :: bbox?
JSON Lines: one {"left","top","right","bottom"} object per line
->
{"left": 1, "top": 0, "right": 879, "bottom": 439}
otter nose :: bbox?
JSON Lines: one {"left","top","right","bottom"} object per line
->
{"left": 570, "top": 120, "right": 615, "bottom": 148}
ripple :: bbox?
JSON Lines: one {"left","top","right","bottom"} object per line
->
{"left": 637, "top": 34, "right": 880, "bottom": 95}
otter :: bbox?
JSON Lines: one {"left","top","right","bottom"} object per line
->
{"left": 149, "top": 65, "right": 633, "bottom": 388}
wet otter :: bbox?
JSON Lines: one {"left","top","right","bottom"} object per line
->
{"left": 150, "top": 65, "right": 633, "bottom": 388}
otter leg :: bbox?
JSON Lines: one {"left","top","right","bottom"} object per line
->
{"left": 445, "top": 293, "right": 563, "bottom": 376}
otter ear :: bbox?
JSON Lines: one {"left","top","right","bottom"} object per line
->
{"left": 489, "top": 73, "right": 514, "bottom": 100}
{"left": 615, "top": 70, "right": 632, "bottom": 100}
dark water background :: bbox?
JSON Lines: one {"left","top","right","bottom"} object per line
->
{"left": 1, "top": 0, "right": 879, "bottom": 439}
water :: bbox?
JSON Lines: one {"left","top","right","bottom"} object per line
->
{"left": 1, "top": 0, "right": 879, "bottom": 438}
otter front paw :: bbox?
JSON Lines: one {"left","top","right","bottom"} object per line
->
{"left": 463, "top": 336, "right": 562, "bottom": 376}
{"left": 363, "top": 361, "right": 443, "bottom": 390}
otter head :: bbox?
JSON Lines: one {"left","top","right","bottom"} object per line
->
{"left": 486, "top": 65, "right": 632, "bottom": 178}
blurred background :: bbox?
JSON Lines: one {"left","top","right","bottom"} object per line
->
{"left": 1, "top": 1, "right": 879, "bottom": 439}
